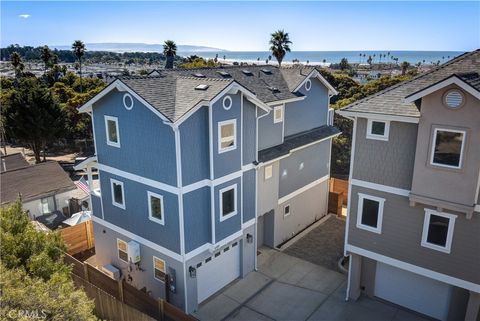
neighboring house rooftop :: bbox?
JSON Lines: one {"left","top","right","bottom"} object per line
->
{"left": 0, "top": 161, "right": 76, "bottom": 205}
{"left": 258, "top": 125, "right": 341, "bottom": 163}
{"left": 0, "top": 153, "right": 29, "bottom": 172}
{"left": 340, "top": 49, "right": 480, "bottom": 118}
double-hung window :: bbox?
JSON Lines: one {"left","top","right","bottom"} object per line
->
{"left": 219, "top": 184, "right": 237, "bottom": 221}
{"left": 117, "top": 239, "right": 128, "bottom": 263}
{"left": 421, "top": 209, "right": 456, "bottom": 253}
{"left": 273, "top": 105, "right": 284, "bottom": 123}
{"left": 366, "top": 119, "right": 390, "bottom": 141}
{"left": 153, "top": 256, "right": 166, "bottom": 282}
{"left": 105, "top": 116, "right": 120, "bottom": 147}
{"left": 430, "top": 128, "right": 466, "bottom": 169}
{"left": 356, "top": 193, "right": 385, "bottom": 234}
{"left": 218, "top": 119, "right": 236, "bottom": 153}
{"left": 110, "top": 178, "right": 125, "bottom": 209}
{"left": 148, "top": 191, "right": 164, "bottom": 225}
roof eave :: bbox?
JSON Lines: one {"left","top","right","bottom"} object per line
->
{"left": 293, "top": 69, "right": 339, "bottom": 96}
{"left": 336, "top": 110, "right": 420, "bottom": 123}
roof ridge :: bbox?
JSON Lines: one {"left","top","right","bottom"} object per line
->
{"left": 341, "top": 50, "right": 477, "bottom": 109}
{"left": 176, "top": 76, "right": 233, "bottom": 82}
{"left": 0, "top": 160, "right": 58, "bottom": 174}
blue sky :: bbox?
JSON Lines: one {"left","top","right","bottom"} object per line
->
{"left": 1, "top": 1, "right": 479, "bottom": 51}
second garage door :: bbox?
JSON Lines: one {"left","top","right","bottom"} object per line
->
{"left": 374, "top": 262, "right": 452, "bottom": 320}
{"left": 196, "top": 243, "right": 241, "bottom": 303}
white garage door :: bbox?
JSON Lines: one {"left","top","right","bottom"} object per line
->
{"left": 197, "top": 243, "right": 240, "bottom": 303}
{"left": 375, "top": 262, "right": 452, "bottom": 320}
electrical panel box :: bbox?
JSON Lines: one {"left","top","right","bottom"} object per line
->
{"left": 102, "top": 264, "right": 120, "bottom": 280}
{"left": 127, "top": 240, "right": 141, "bottom": 263}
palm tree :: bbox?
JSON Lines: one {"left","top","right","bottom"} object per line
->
{"left": 10, "top": 52, "right": 24, "bottom": 82}
{"left": 269, "top": 30, "right": 292, "bottom": 67}
{"left": 163, "top": 40, "right": 177, "bottom": 69}
{"left": 40, "top": 45, "right": 52, "bottom": 75}
{"left": 71, "top": 40, "right": 86, "bottom": 92}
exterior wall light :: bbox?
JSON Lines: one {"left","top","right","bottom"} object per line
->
{"left": 189, "top": 266, "right": 196, "bottom": 278}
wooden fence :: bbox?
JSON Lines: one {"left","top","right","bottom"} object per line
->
{"left": 329, "top": 178, "right": 349, "bottom": 206}
{"left": 64, "top": 254, "right": 196, "bottom": 321}
{"left": 60, "top": 220, "right": 95, "bottom": 255}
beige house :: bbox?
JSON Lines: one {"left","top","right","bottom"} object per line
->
{"left": 338, "top": 50, "right": 480, "bottom": 321}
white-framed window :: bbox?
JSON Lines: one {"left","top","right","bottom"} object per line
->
{"left": 223, "top": 95, "right": 233, "bottom": 110}
{"left": 147, "top": 191, "right": 164, "bottom": 225}
{"left": 305, "top": 79, "right": 312, "bottom": 91}
{"left": 430, "top": 128, "right": 466, "bottom": 169}
{"left": 110, "top": 178, "right": 125, "bottom": 209}
{"left": 117, "top": 239, "right": 128, "bottom": 263}
{"left": 264, "top": 165, "right": 273, "bottom": 180}
{"left": 153, "top": 256, "right": 166, "bottom": 282}
{"left": 366, "top": 119, "right": 390, "bottom": 141}
{"left": 105, "top": 115, "right": 120, "bottom": 147}
{"left": 218, "top": 119, "right": 236, "bottom": 153}
{"left": 421, "top": 209, "right": 457, "bottom": 253}
{"left": 41, "top": 196, "right": 55, "bottom": 214}
{"left": 283, "top": 204, "right": 291, "bottom": 217}
{"left": 273, "top": 105, "right": 284, "bottom": 123}
{"left": 219, "top": 184, "right": 237, "bottom": 222}
{"left": 356, "top": 193, "right": 385, "bottom": 234}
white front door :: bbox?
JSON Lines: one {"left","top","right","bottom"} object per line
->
{"left": 374, "top": 262, "right": 452, "bottom": 320}
{"left": 196, "top": 242, "right": 241, "bottom": 303}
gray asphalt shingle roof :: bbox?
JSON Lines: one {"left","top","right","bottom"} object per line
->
{"left": 341, "top": 50, "right": 480, "bottom": 117}
{"left": 1, "top": 161, "right": 76, "bottom": 205}
{"left": 279, "top": 66, "right": 315, "bottom": 91}
{"left": 120, "top": 75, "right": 233, "bottom": 122}
{"left": 1, "top": 153, "right": 29, "bottom": 172}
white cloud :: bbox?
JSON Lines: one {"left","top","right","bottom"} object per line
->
{"left": 18, "top": 14, "right": 31, "bottom": 19}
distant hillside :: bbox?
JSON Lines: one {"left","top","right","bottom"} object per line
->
{"left": 52, "top": 43, "right": 227, "bottom": 53}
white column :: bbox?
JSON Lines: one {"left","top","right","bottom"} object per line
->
{"left": 87, "top": 165, "right": 94, "bottom": 193}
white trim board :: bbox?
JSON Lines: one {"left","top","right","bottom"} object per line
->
{"left": 337, "top": 110, "right": 420, "bottom": 124}
{"left": 404, "top": 75, "right": 480, "bottom": 103}
{"left": 93, "top": 216, "right": 183, "bottom": 262}
{"left": 350, "top": 179, "right": 410, "bottom": 197}
{"left": 293, "top": 69, "right": 338, "bottom": 96}
{"left": 345, "top": 244, "right": 480, "bottom": 293}
{"left": 278, "top": 175, "right": 329, "bottom": 204}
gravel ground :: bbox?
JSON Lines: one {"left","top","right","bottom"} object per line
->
{"left": 283, "top": 216, "right": 346, "bottom": 271}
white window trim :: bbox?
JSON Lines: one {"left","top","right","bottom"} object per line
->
{"left": 356, "top": 193, "right": 385, "bottom": 234}
{"left": 147, "top": 191, "right": 165, "bottom": 225}
{"left": 264, "top": 165, "right": 273, "bottom": 180}
{"left": 273, "top": 105, "right": 284, "bottom": 123}
{"left": 110, "top": 178, "right": 125, "bottom": 209}
{"left": 152, "top": 256, "right": 166, "bottom": 282}
{"left": 219, "top": 184, "right": 237, "bottom": 222}
{"left": 283, "top": 204, "right": 291, "bottom": 217}
{"left": 429, "top": 127, "right": 466, "bottom": 170}
{"left": 218, "top": 119, "right": 237, "bottom": 154}
{"left": 421, "top": 209, "right": 457, "bottom": 254}
{"left": 117, "top": 238, "right": 128, "bottom": 263}
{"left": 223, "top": 95, "right": 233, "bottom": 110}
{"left": 305, "top": 79, "right": 312, "bottom": 91}
{"left": 366, "top": 119, "right": 390, "bottom": 141}
{"left": 123, "top": 93, "right": 134, "bottom": 110}
{"left": 105, "top": 115, "right": 120, "bottom": 148}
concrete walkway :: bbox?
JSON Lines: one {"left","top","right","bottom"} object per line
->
{"left": 193, "top": 248, "right": 429, "bottom": 321}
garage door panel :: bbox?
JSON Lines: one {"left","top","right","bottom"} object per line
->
{"left": 197, "top": 244, "right": 240, "bottom": 303}
{"left": 374, "top": 262, "right": 452, "bottom": 321}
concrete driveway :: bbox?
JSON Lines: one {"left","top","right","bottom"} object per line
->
{"left": 193, "top": 247, "right": 429, "bottom": 321}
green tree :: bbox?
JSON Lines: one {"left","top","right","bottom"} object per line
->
{"left": 269, "top": 30, "right": 292, "bottom": 67}
{"left": 72, "top": 40, "right": 86, "bottom": 92}
{"left": 10, "top": 52, "right": 24, "bottom": 81}
{"left": 401, "top": 61, "right": 411, "bottom": 75}
{"left": 163, "top": 40, "right": 177, "bottom": 69}
{"left": 4, "top": 77, "right": 66, "bottom": 163}
{"left": 40, "top": 45, "right": 52, "bottom": 75}
{"left": 0, "top": 201, "right": 97, "bottom": 321}
{"left": 339, "top": 58, "right": 350, "bottom": 71}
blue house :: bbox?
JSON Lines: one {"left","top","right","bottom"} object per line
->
{"left": 76, "top": 65, "right": 339, "bottom": 312}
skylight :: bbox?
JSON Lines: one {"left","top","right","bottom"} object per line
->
{"left": 193, "top": 73, "right": 206, "bottom": 78}
{"left": 242, "top": 69, "right": 253, "bottom": 75}
{"left": 195, "top": 84, "right": 209, "bottom": 90}
{"left": 261, "top": 69, "right": 271, "bottom": 74}
{"left": 268, "top": 86, "right": 279, "bottom": 92}
{"left": 217, "top": 71, "right": 230, "bottom": 77}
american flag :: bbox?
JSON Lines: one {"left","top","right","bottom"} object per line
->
{"left": 75, "top": 176, "right": 90, "bottom": 194}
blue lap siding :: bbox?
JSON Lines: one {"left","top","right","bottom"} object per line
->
{"left": 214, "top": 177, "right": 242, "bottom": 242}
{"left": 183, "top": 187, "right": 212, "bottom": 252}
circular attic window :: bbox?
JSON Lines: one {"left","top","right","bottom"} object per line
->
{"left": 305, "top": 79, "right": 312, "bottom": 91}
{"left": 223, "top": 96, "right": 233, "bottom": 110}
{"left": 123, "top": 93, "right": 134, "bottom": 110}
{"left": 443, "top": 89, "right": 465, "bottom": 109}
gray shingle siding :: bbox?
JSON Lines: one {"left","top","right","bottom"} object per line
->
{"left": 347, "top": 185, "right": 480, "bottom": 285}
{"left": 352, "top": 118, "right": 417, "bottom": 190}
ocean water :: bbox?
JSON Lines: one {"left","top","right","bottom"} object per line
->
{"left": 178, "top": 50, "right": 464, "bottom": 65}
